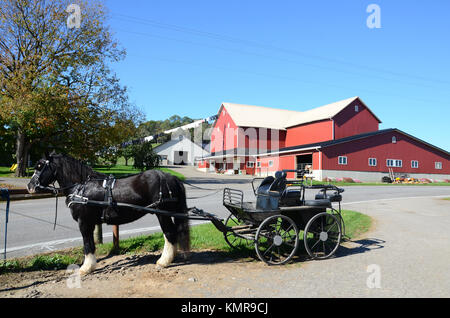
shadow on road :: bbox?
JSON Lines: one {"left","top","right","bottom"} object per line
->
{"left": 335, "top": 238, "right": 385, "bottom": 258}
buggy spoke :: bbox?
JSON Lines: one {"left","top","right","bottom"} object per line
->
{"left": 263, "top": 243, "right": 276, "bottom": 256}
{"left": 311, "top": 238, "right": 322, "bottom": 250}
{"left": 326, "top": 222, "right": 338, "bottom": 234}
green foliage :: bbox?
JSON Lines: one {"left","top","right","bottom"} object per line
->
{"left": 117, "top": 145, "right": 135, "bottom": 166}
{"left": 97, "top": 147, "right": 119, "bottom": 168}
{"left": 0, "top": 0, "right": 143, "bottom": 175}
{"left": 136, "top": 115, "right": 195, "bottom": 139}
{"left": 132, "top": 142, "right": 160, "bottom": 171}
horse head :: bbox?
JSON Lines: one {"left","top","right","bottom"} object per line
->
{"left": 27, "top": 156, "right": 58, "bottom": 193}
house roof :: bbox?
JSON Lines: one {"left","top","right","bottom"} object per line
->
{"left": 219, "top": 96, "right": 379, "bottom": 130}
{"left": 257, "top": 128, "right": 450, "bottom": 157}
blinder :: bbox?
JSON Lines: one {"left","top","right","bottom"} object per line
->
{"left": 33, "top": 160, "right": 58, "bottom": 191}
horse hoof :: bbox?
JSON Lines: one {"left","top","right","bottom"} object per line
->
{"left": 179, "top": 251, "right": 191, "bottom": 261}
{"left": 79, "top": 267, "right": 92, "bottom": 276}
{"left": 156, "top": 260, "right": 169, "bottom": 269}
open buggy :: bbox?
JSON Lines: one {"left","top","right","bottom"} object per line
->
{"left": 60, "top": 157, "right": 345, "bottom": 266}
{"left": 221, "top": 170, "right": 345, "bottom": 265}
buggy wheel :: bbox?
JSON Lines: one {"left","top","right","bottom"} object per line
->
{"left": 304, "top": 211, "right": 342, "bottom": 260}
{"left": 255, "top": 215, "right": 299, "bottom": 265}
{"left": 223, "top": 214, "right": 252, "bottom": 249}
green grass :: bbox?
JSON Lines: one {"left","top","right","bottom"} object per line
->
{"left": 93, "top": 164, "right": 185, "bottom": 181}
{"left": 0, "top": 209, "right": 371, "bottom": 274}
{"left": 0, "top": 166, "right": 34, "bottom": 178}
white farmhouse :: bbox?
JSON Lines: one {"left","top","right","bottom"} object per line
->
{"left": 153, "top": 135, "right": 208, "bottom": 166}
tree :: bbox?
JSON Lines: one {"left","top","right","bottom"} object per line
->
{"left": 132, "top": 142, "right": 160, "bottom": 171}
{"left": 0, "top": 0, "right": 142, "bottom": 176}
{"left": 118, "top": 144, "right": 134, "bottom": 166}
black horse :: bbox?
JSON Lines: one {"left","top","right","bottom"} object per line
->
{"left": 27, "top": 153, "right": 190, "bottom": 275}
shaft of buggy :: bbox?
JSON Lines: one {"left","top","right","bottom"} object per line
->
{"left": 67, "top": 198, "right": 229, "bottom": 233}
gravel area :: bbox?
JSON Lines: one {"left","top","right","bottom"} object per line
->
{"left": 1, "top": 195, "right": 449, "bottom": 298}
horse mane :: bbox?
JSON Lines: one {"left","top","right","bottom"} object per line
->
{"left": 51, "top": 153, "right": 106, "bottom": 185}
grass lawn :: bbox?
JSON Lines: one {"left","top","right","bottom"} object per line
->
{"left": 0, "top": 166, "right": 34, "bottom": 178}
{"left": 93, "top": 164, "right": 185, "bottom": 181}
{"left": 0, "top": 209, "right": 371, "bottom": 273}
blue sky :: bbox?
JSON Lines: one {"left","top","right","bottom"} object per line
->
{"left": 104, "top": 0, "right": 450, "bottom": 151}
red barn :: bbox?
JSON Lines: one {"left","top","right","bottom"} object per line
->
{"left": 198, "top": 97, "right": 450, "bottom": 182}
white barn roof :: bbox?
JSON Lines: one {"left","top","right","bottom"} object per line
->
{"left": 219, "top": 96, "right": 379, "bottom": 130}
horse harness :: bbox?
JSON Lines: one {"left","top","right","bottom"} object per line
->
{"left": 67, "top": 174, "right": 179, "bottom": 224}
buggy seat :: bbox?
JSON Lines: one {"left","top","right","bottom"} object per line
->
{"left": 255, "top": 171, "right": 287, "bottom": 210}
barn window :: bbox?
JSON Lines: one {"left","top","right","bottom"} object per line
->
{"left": 355, "top": 105, "right": 359, "bottom": 112}
{"left": 338, "top": 156, "right": 347, "bottom": 165}
{"left": 387, "top": 159, "right": 402, "bottom": 167}
{"left": 246, "top": 161, "right": 255, "bottom": 168}
{"left": 368, "top": 158, "right": 377, "bottom": 166}
{"left": 256, "top": 161, "right": 261, "bottom": 168}
{"left": 268, "top": 160, "right": 274, "bottom": 167}
{"left": 392, "top": 136, "right": 397, "bottom": 144}
{"left": 411, "top": 160, "right": 419, "bottom": 169}
{"left": 435, "top": 162, "right": 442, "bottom": 169}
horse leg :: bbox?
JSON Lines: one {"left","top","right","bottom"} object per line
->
{"left": 156, "top": 215, "right": 177, "bottom": 268}
{"left": 78, "top": 218, "right": 97, "bottom": 275}
{"left": 175, "top": 216, "right": 190, "bottom": 260}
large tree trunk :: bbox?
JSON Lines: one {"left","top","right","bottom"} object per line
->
{"left": 15, "top": 130, "right": 28, "bottom": 177}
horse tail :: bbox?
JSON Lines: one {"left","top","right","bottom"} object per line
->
{"left": 174, "top": 178, "right": 190, "bottom": 253}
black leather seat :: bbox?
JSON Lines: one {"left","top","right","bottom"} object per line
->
{"left": 304, "top": 199, "right": 331, "bottom": 207}
{"left": 256, "top": 176, "right": 275, "bottom": 195}
{"left": 315, "top": 192, "right": 342, "bottom": 202}
{"left": 255, "top": 172, "right": 287, "bottom": 210}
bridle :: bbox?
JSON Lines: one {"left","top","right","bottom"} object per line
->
{"left": 33, "top": 160, "right": 59, "bottom": 193}
{"left": 33, "top": 159, "right": 67, "bottom": 230}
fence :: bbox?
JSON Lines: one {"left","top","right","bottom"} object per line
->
{"left": 0, "top": 188, "right": 10, "bottom": 260}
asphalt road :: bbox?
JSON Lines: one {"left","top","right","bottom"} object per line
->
{"left": 1, "top": 167, "right": 450, "bottom": 260}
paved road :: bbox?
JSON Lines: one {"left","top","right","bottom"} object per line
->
{"left": 1, "top": 166, "right": 449, "bottom": 263}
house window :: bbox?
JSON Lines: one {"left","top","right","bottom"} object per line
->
{"left": 338, "top": 156, "right": 347, "bottom": 165}
{"left": 246, "top": 161, "right": 255, "bottom": 168}
{"left": 387, "top": 159, "right": 402, "bottom": 167}
{"left": 268, "top": 160, "right": 274, "bottom": 167}
{"left": 435, "top": 162, "right": 442, "bottom": 170}
{"left": 392, "top": 136, "right": 397, "bottom": 144}
{"left": 411, "top": 160, "right": 419, "bottom": 169}
{"left": 368, "top": 158, "right": 377, "bottom": 166}
{"left": 256, "top": 161, "right": 261, "bottom": 168}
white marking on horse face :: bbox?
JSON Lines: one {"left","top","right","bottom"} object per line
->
{"left": 27, "top": 171, "right": 39, "bottom": 193}
{"left": 156, "top": 235, "right": 177, "bottom": 268}
{"left": 80, "top": 253, "right": 97, "bottom": 275}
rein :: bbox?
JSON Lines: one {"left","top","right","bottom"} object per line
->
{"left": 34, "top": 159, "right": 100, "bottom": 230}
